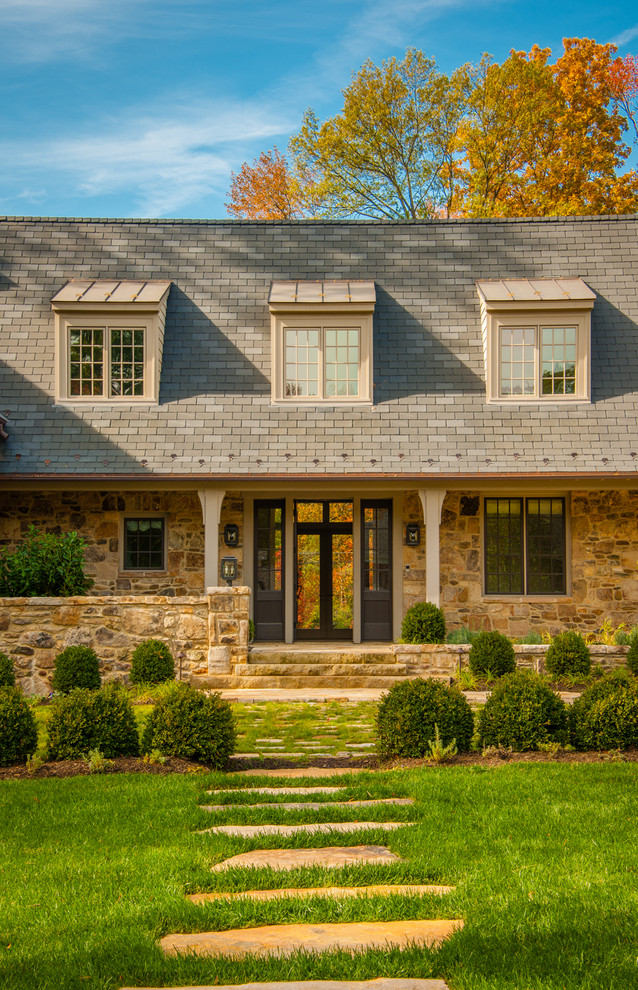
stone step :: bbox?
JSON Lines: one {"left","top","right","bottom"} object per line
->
{"left": 124, "top": 979, "right": 451, "bottom": 990}
{"left": 195, "top": 674, "right": 412, "bottom": 690}
{"left": 234, "top": 767, "right": 368, "bottom": 777}
{"left": 201, "top": 798, "right": 414, "bottom": 812}
{"left": 200, "top": 821, "right": 413, "bottom": 837}
{"left": 212, "top": 844, "right": 403, "bottom": 871}
{"left": 187, "top": 883, "right": 454, "bottom": 904}
{"left": 207, "top": 786, "right": 348, "bottom": 795}
{"left": 160, "top": 918, "right": 463, "bottom": 959}
{"left": 235, "top": 663, "right": 409, "bottom": 678}
{"left": 247, "top": 651, "right": 400, "bottom": 666}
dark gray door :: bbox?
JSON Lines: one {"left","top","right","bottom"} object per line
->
{"left": 254, "top": 500, "right": 285, "bottom": 641}
{"left": 361, "top": 500, "right": 392, "bottom": 640}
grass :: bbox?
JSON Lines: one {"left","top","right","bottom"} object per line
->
{"left": 2, "top": 762, "right": 638, "bottom": 988}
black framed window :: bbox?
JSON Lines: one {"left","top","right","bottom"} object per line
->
{"left": 485, "top": 497, "right": 566, "bottom": 595}
{"left": 124, "top": 518, "right": 165, "bottom": 570}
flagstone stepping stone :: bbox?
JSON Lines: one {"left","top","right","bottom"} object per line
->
{"left": 160, "top": 918, "right": 463, "bottom": 959}
{"left": 207, "top": 786, "right": 347, "bottom": 795}
{"left": 234, "top": 767, "right": 368, "bottom": 778}
{"left": 211, "top": 844, "right": 403, "bottom": 871}
{"left": 122, "top": 979, "right": 451, "bottom": 989}
{"left": 187, "top": 883, "right": 454, "bottom": 904}
{"left": 201, "top": 821, "right": 412, "bottom": 837}
{"left": 201, "top": 798, "right": 414, "bottom": 812}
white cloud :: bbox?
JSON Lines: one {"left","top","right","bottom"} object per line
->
{"left": 0, "top": 98, "right": 296, "bottom": 217}
{"left": 610, "top": 24, "right": 638, "bottom": 49}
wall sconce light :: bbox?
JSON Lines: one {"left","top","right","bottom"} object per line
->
{"left": 405, "top": 524, "right": 420, "bottom": 546}
{"left": 224, "top": 523, "right": 239, "bottom": 546}
{"left": 221, "top": 557, "right": 238, "bottom": 586}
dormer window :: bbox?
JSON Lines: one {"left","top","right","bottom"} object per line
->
{"left": 269, "top": 280, "right": 375, "bottom": 404}
{"left": 476, "top": 278, "right": 595, "bottom": 403}
{"left": 52, "top": 280, "right": 172, "bottom": 403}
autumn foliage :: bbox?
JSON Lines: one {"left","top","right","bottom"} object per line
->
{"left": 226, "top": 38, "right": 638, "bottom": 221}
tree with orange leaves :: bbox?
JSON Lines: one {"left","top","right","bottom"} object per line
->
{"left": 226, "top": 147, "right": 315, "bottom": 220}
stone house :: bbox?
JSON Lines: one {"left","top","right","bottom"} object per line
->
{"left": 1, "top": 214, "right": 638, "bottom": 645}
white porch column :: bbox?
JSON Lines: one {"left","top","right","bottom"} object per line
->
{"left": 198, "top": 489, "right": 226, "bottom": 590}
{"left": 418, "top": 489, "right": 446, "bottom": 608}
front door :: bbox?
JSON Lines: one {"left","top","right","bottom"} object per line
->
{"left": 295, "top": 500, "right": 353, "bottom": 640}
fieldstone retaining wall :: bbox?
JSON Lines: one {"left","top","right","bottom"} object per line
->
{"left": 0, "top": 586, "right": 249, "bottom": 695}
{"left": 397, "top": 642, "right": 629, "bottom": 678}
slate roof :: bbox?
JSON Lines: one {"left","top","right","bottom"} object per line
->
{"left": 1, "top": 215, "right": 637, "bottom": 482}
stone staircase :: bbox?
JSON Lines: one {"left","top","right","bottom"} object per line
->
{"left": 193, "top": 642, "right": 422, "bottom": 691}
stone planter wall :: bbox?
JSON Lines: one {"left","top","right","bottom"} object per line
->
{"left": 0, "top": 586, "right": 249, "bottom": 695}
{"left": 397, "top": 642, "right": 629, "bottom": 678}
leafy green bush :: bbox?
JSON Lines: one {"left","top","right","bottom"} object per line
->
{"left": 569, "top": 670, "right": 638, "bottom": 750}
{"left": 0, "top": 651, "right": 15, "bottom": 687}
{"left": 51, "top": 645, "right": 101, "bottom": 694}
{"left": 545, "top": 630, "right": 591, "bottom": 679}
{"left": 376, "top": 677, "right": 474, "bottom": 758}
{"left": 129, "top": 639, "right": 174, "bottom": 685}
{"left": 46, "top": 683, "right": 140, "bottom": 760}
{"left": 0, "top": 686, "right": 38, "bottom": 766}
{"left": 0, "top": 526, "right": 93, "bottom": 597}
{"left": 142, "top": 683, "right": 235, "bottom": 768}
{"left": 468, "top": 630, "right": 516, "bottom": 678}
{"left": 626, "top": 637, "right": 638, "bottom": 676}
{"left": 478, "top": 671, "right": 568, "bottom": 751}
{"left": 401, "top": 602, "right": 446, "bottom": 644}
{"left": 446, "top": 626, "right": 480, "bottom": 645}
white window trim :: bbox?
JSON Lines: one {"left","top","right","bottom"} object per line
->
{"left": 487, "top": 310, "right": 591, "bottom": 403}
{"left": 52, "top": 282, "right": 170, "bottom": 405}
{"left": 271, "top": 311, "right": 373, "bottom": 405}
{"left": 120, "top": 514, "right": 168, "bottom": 573}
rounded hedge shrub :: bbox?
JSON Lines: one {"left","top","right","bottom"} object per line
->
{"left": 46, "top": 683, "right": 140, "bottom": 760}
{"left": 51, "top": 645, "right": 101, "bottom": 694}
{"left": 129, "top": 639, "right": 175, "bottom": 685}
{"left": 0, "top": 650, "right": 15, "bottom": 687}
{"left": 468, "top": 630, "right": 516, "bottom": 679}
{"left": 376, "top": 677, "right": 474, "bottom": 758}
{"left": 401, "top": 602, "right": 446, "bottom": 644}
{"left": 478, "top": 670, "right": 568, "bottom": 751}
{"left": 545, "top": 630, "right": 591, "bottom": 679}
{"left": 569, "top": 670, "right": 638, "bottom": 750}
{"left": 0, "top": 686, "right": 38, "bottom": 766}
{"left": 142, "top": 683, "right": 235, "bottom": 768}
{"left": 626, "top": 637, "right": 638, "bottom": 676}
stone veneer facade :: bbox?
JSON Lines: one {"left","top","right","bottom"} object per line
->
{"left": 2, "top": 487, "right": 637, "bottom": 639}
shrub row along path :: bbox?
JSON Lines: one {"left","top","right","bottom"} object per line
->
{"left": 125, "top": 767, "right": 461, "bottom": 990}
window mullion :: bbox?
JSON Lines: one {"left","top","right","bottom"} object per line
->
{"left": 319, "top": 326, "right": 326, "bottom": 399}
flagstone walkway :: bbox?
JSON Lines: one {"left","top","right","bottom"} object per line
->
{"left": 148, "top": 768, "right": 460, "bottom": 990}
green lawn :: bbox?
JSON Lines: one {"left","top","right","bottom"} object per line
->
{"left": 1, "top": 762, "right": 638, "bottom": 989}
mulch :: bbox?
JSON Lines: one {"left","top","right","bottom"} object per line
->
{"left": 2, "top": 748, "right": 637, "bottom": 781}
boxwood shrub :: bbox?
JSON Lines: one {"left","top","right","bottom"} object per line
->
{"left": 51, "top": 645, "right": 101, "bottom": 694}
{"left": 0, "top": 686, "right": 38, "bottom": 766}
{"left": 545, "top": 630, "right": 591, "bottom": 679}
{"left": 129, "top": 639, "right": 175, "bottom": 685}
{"left": 626, "top": 637, "right": 638, "bottom": 676}
{"left": 142, "top": 683, "right": 235, "bottom": 769}
{"left": 376, "top": 677, "right": 474, "bottom": 758}
{"left": 46, "top": 683, "right": 140, "bottom": 760}
{"left": 0, "top": 650, "right": 15, "bottom": 687}
{"left": 468, "top": 630, "right": 516, "bottom": 678}
{"left": 569, "top": 670, "right": 638, "bottom": 750}
{"left": 478, "top": 670, "right": 568, "bottom": 751}
{"left": 400, "top": 602, "right": 446, "bottom": 644}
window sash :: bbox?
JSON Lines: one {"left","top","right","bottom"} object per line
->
{"left": 124, "top": 518, "right": 165, "bottom": 570}
{"left": 284, "top": 327, "right": 360, "bottom": 399}
{"left": 484, "top": 497, "right": 566, "bottom": 595}
{"left": 68, "top": 326, "right": 145, "bottom": 398}
{"left": 498, "top": 325, "right": 578, "bottom": 399}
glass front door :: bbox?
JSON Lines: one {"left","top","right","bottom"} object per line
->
{"left": 295, "top": 500, "right": 353, "bottom": 639}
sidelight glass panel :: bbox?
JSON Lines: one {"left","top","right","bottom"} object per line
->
{"left": 296, "top": 533, "right": 321, "bottom": 629}
{"left": 256, "top": 506, "right": 282, "bottom": 591}
{"left": 364, "top": 505, "right": 390, "bottom": 591}
{"left": 332, "top": 533, "right": 354, "bottom": 629}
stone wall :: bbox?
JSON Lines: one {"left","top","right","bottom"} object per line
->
{"left": 0, "top": 587, "right": 249, "bottom": 695}
{"left": 395, "top": 642, "right": 628, "bottom": 678}
{"left": 439, "top": 489, "right": 638, "bottom": 637}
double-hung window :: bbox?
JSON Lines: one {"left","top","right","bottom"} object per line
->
{"left": 484, "top": 497, "right": 566, "bottom": 595}
{"left": 476, "top": 278, "right": 595, "bottom": 403}
{"left": 269, "top": 280, "right": 375, "bottom": 404}
{"left": 52, "top": 280, "right": 171, "bottom": 403}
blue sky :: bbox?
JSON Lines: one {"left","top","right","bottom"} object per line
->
{"left": 0, "top": 0, "right": 636, "bottom": 219}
